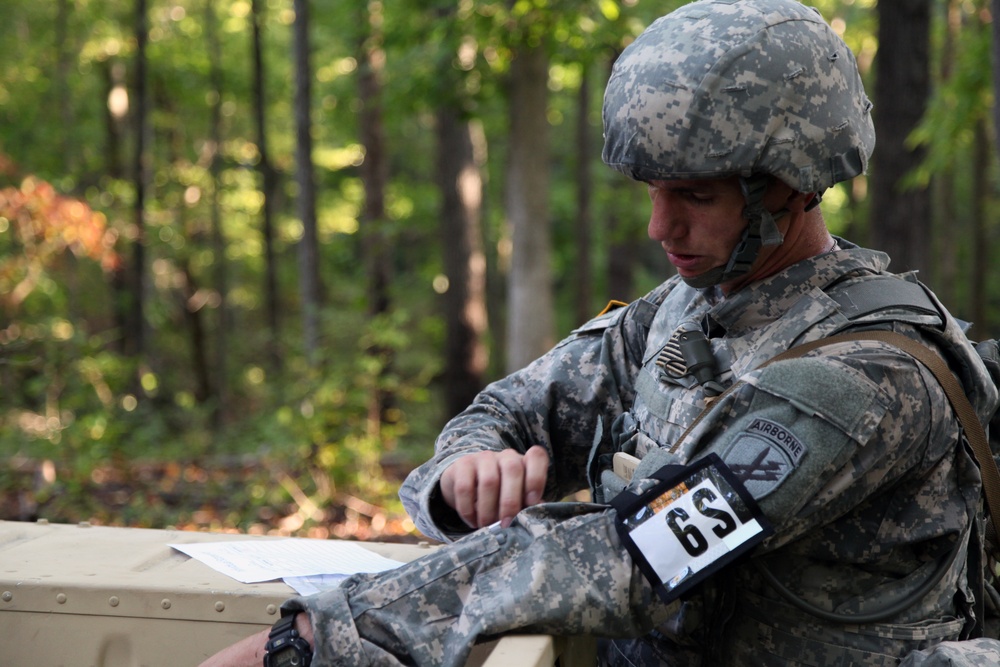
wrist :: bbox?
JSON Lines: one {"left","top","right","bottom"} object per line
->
{"left": 263, "top": 610, "right": 313, "bottom": 667}
{"left": 294, "top": 612, "right": 314, "bottom": 647}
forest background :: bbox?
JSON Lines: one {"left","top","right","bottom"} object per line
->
{"left": 1, "top": 0, "right": 998, "bottom": 543}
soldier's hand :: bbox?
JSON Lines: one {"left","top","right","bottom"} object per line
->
{"left": 439, "top": 446, "right": 549, "bottom": 530}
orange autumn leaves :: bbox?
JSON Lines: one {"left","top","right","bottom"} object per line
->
{"left": 0, "top": 176, "right": 120, "bottom": 312}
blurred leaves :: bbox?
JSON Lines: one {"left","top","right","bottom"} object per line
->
{"left": 0, "top": 177, "right": 120, "bottom": 311}
{"left": 0, "top": 0, "right": 996, "bottom": 539}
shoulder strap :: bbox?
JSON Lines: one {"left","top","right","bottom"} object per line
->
{"left": 673, "top": 330, "right": 999, "bottom": 541}
{"left": 671, "top": 329, "right": 1000, "bottom": 627}
{"left": 829, "top": 276, "right": 941, "bottom": 320}
{"left": 758, "top": 331, "right": 1000, "bottom": 544}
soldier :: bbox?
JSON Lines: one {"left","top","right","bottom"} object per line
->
{"left": 203, "top": 0, "right": 1000, "bottom": 665}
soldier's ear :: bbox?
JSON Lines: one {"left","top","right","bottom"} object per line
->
{"left": 784, "top": 190, "right": 816, "bottom": 213}
{"left": 764, "top": 179, "right": 810, "bottom": 213}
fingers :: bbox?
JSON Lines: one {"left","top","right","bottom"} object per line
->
{"left": 522, "top": 445, "right": 549, "bottom": 507}
{"left": 439, "top": 447, "right": 550, "bottom": 530}
{"left": 440, "top": 455, "right": 482, "bottom": 528}
{"left": 496, "top": 450, "right": 527, "bottom": 527}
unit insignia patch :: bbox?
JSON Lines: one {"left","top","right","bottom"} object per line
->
{"left": 722, "top": 418, "right": 807, "bottom": 499}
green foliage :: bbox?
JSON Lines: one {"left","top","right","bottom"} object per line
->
{"left": 909, "top": 5, "right": 993, "bottom": 187}
{"left": 0, "top": 0, "right": 998, "bottom": 536}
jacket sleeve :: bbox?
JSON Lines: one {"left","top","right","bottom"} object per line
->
{"left": 399, "top": 297, "right": 655, "bottom": 542}
{"left": 283, "top": 502, "right": 670, "bottom": 667}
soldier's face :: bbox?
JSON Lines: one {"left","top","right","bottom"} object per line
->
{"left": 646, "top": 176, "right": 749, "bottom": 282}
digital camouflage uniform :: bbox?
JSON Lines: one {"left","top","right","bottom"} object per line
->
{"left": 276, "top": 1, "right": 1000, "bottom": 665}
{"left": 283, "top": 244, "right": 998, "bottom": 666}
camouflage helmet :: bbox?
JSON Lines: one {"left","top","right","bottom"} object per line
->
{"left": 602, "top": 0, "right": 875, "bottom": 194}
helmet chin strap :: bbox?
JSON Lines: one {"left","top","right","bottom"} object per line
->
{"left": 681, "top": 174, "right": 786, "bottom": 289}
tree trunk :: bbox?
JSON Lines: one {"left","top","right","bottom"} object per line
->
{"left": 574, "top": 68, "right": 593, "bottom": 325}
{"left": 869, "top": 0, "right": 932, "bottom": 275}
{"left": 994, "top": 0, "right": 1000, "bottom": 170}
{"left": 251, "top": 0, "right": 282, "bottom": 372}
{"left": 292, "top": 0, "right": 321, "bottom": 361}
{"left": 181, "top": 256, "right": 212, "bottom": 405}
{"left": 129, "top": 0, "right": 150, "bottom": 358}
{"left": 103, "top": 58, "right": 130, "bottom": 356}
{"left": 604, "top": 51, "right": 640, "bottom": 304}
{"left": 358, "top": 1, "right": 391, "bottom": 321}
{"left": 932, "top": 0, "right": 961, "bottom": 306}
{"left": 357, "top": 0, "right": 395, "bottom": 432}
{"left": 970, "top": 119, "right": 989, "bottom": 340}
{"left": 56, "top": 0, "right": 74, "bottom": 174}
{"left": 436, "top": 109, "right": 489, "bottom": 419}
{"left": 606, "top": 188, "right": 639, "bottom": 303}
{"left": 206, "top": 0, "right": 228, "bottom": 425}
{"left": 505, "top": 44, "right": 553, "bottom": 372}
{"left": 162, "top": 85, "right": 212, "bottom": 409}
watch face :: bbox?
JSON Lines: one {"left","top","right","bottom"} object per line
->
{"left": 271, "top": 646, "right": 304, "bottom": 667}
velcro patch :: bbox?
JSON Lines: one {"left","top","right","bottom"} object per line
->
{"left": 722, "top": 418, "right": 807, "bottom": 500}
{"left": 612, "top": 454, "right": 771, "bottom": 603}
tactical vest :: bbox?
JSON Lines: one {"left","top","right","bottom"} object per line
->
{"left": 589, "top": 272, "right": 975, "bottom": 502}
{"left": 590, "top": 272, "right": 1000, "bottom": 665}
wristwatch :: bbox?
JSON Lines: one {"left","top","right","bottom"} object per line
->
{"left": 263, "top": 611, "right": 313, "bottom": 667}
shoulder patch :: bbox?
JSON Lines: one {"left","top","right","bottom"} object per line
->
{"left": 721, "top": 418, "right": 807, "bottom": 500}
{"left": 570, "top": 300, "right": 629, "bottom": 336}
{"left": 598, "top": 299, "right": 629, "bottom": 317}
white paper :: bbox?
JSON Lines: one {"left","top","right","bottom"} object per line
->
{"left": 170, "top": 539, "right": 406, "bottom": 584}
{"left": 283, "top": 573, "right": 350, "bottom": 595}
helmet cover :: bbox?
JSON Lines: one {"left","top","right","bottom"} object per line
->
{"left": 602, "top": 0, "right": 875, "bottom": 193}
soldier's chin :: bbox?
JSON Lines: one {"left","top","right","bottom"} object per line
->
{"left": 679, "top": 265, "right": 727, "bottom": 289}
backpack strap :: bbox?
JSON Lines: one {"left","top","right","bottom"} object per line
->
{"left": 777, "top": 331, "right": 1000, "bottom": 546}
{"left": 672, "top": 330, "right": 1000, "bottom": 541}
{"left": 765, "top": 331, "right": 999, "bottom": 630}
{"left": 665, "top": 330, "right": 997, "bottom": 625}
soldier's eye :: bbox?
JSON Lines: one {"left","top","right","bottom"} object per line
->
{"left": 685, "top": 190, "right": 713, "bottom": 204}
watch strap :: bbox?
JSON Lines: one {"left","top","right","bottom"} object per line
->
{"left": 268, "top": 612, "right": 298, "bottom": 639}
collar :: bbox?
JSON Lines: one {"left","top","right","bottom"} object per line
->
{"left": 705, "top": 240, "right": 889, "bottom": 336}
